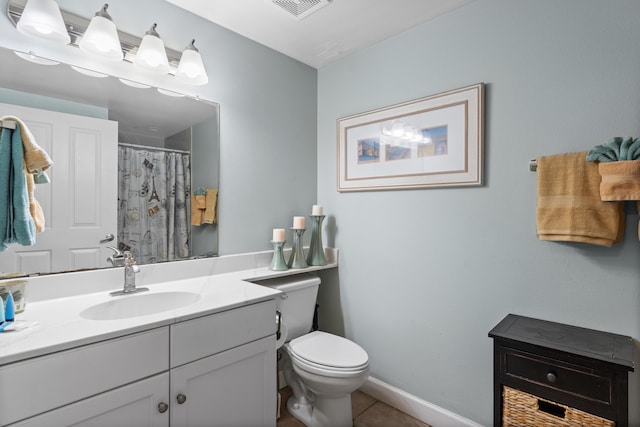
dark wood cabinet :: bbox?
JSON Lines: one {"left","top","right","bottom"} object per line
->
{"left": 489, "top": 314, "right": 634, "bottom": 426}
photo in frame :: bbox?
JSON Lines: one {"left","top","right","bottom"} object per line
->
{"left": 337, "top": 83, "right": 484, "bottom": 191}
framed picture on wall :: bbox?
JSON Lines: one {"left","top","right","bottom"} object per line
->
{"left": 337, "top": 83, "right": 484, "bottom": 192}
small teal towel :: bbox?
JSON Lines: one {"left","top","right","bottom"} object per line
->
{"left": 586, "top": 137, "right": 640, "bottom": 162}
{"left": 0, "top": 126, "right": 36, "bottom": 251}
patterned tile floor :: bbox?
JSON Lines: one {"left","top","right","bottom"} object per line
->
{"left": 277, "top": 387, "right": 432, "bottom": 427}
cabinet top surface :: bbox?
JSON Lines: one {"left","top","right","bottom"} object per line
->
{"left": 0, "top": 249, "right": 338, "bottom": 366}
{"left": 489, "top": 314, "right": 634, "bottom": 370}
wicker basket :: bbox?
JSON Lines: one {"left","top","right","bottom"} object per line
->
{"left": 502, "top": 386, "right": 615, "bottom": 427}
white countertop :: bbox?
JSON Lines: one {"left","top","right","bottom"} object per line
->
{"left": 0, "top": 248, "right": 338, "bottom": 366}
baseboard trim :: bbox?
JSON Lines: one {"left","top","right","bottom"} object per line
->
{"left": 359, "top": 377, "right": 483, "bottom": 427}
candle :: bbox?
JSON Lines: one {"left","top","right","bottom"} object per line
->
{"left": 312, "top": 204, "right": 323, "bottom": 216}
{"left": 272, "top": 228, "right": 285, "bottom": 242}
{"left": 293, "top": 216, "right": 305, "bottom": 229}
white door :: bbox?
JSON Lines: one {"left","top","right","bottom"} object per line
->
{"left": 170, "top": 336, "right": 277, "bottom": 427}
{"left": 11, "top": 373, "right": 170, "bottom": 427}
{"left": 0, "top": 102, "right": 117, "bottom": 275}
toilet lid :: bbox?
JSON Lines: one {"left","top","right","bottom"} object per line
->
{"left": 288, "top": 331, "right": 368, "bottom": 369}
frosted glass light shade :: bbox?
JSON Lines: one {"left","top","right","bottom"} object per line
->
{"left": 134, "top": 24, "right": 170, "bottom": 74}
{"left": 176, "top": 40, "right": 208, "bottom": 85}
{"left": 16, "top": 0, "right": 70, "bottom": 44}
{"left": 79, "top": 4, "right": 123, "bottom": 61}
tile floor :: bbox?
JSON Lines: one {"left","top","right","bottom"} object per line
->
{"left": 277, "top": 387, "right": 432, "bottom": 427}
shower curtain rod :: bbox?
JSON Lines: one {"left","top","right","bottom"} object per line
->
{"left": 118, "top": 142, "right": 190, "bottom": 155}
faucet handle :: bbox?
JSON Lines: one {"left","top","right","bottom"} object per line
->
{"left": 123, "top": 251, "right": 140, "bottom": 272}
{"left": 123, "top": 251, "right": 135, "bottom": 266}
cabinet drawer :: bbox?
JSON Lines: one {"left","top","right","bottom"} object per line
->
{"left": 504, "top": 349, "right": 612, "bottom": 404}
{"left": 170, "top": 299, "right": 277, "bottom": 367}
{"left": 0, "top": 328, "right": 169, "bottom": 426}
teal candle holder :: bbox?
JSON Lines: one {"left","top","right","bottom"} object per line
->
{"left": 269, "top": 240, "right": 289, "bottom": 271}
{"left": 288, "top": 228, "right": 308, "bottom": 269}
{"left": 306, "top": 215, "right": 327, "bottom": 266}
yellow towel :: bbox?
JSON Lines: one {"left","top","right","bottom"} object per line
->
{"left": 203, "top": 189, "right": 218, "bottom": 224}
{"left": 194, "top": 194, "right": 206, "bottom": 210}
{"left": 536, "top": 152, "right": 624, "bottom": 247}
{"left": 26, "top": 172, "right": 45, "bottom": 233}
{"left": 597, "top": 160, "right": 640, "bottom": 201}
{"left": 1, "top": 116, "right": 53, "bottom": 173}
{"left": 191, "top": 195, "right": 203, "bottom": 226}
{"left": 597, "top": 161, "right": 640, "bottom": 242}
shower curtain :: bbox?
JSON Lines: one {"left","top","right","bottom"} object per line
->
{"left": 117, "top": 146, "right": 191, "bottom": 264}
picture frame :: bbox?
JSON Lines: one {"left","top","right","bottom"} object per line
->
{"left": 337, "top": 83, "right": 484, "bottom": 192}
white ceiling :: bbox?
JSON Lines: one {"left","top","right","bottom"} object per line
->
{"left": 166, "top": 0, "right": 477, "bottom": 69}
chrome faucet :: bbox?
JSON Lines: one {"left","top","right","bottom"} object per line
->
{"left": 110, "top": 251, "right": 148, "bottom": 296}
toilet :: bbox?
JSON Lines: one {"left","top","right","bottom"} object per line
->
{"left": 256, "top": 274, "right": 369, "bottom": 427}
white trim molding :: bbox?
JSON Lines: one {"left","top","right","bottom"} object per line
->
{"left": 359, "top": 377, "right": 483, "bottom": 427}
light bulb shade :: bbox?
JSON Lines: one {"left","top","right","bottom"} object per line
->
{"left": 16, "top": 0, "right": 70, "bottom": 44}
{"left": 79, "top": 5, "right": 123, "bottom": 61}
{"left": 176, "top": 40, "right": 208, "bottom": 85}
{"left": 134, "top": 24, "right": 170, "bottom": 74}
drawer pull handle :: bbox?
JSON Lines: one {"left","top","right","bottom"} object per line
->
{"left": 538, "top": 399, "right": 566, "bottom": 419}
{"left": 546, "top": 372, "right": 557, "bottom": 383}
{"left": 158, "top": 402, "right": 169, "bottom": 413}
{"left": 177, "top": 393, "right": 187, "bottom": 405}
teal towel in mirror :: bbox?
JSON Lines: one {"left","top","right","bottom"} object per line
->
{"left": 0, "top": 127, "right": 36, "bottom": 251}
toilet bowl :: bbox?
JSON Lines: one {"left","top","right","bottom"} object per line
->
{"left": 254, "top": 274, "right": 369, "bottom": 427}
{"left": 282, "top": 331, "right": 369, "bottom": 427}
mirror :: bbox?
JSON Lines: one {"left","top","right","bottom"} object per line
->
{"left": 0, "top": 46, "right": 220, "bottom": 277}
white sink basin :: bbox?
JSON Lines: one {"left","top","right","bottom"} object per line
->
{"left": 80, "top": 291, "right": 201, "bottom": 321}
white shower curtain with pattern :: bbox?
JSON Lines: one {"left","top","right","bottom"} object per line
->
{"left": 117, "top": 146, "right": 190, "bottom": 264}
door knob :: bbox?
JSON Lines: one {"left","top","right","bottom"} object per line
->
{"left": 100, "top": 233, "right": 115, "bottom": 243}
{"left": 176, "top": 393, "right": 187, "bottom": 404}
{"left": 158, "top": 402, "right": 168, "bottom": 413}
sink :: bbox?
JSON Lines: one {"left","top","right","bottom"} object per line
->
{"left": 80, "top": 291, "right": 200, "bottom": 321}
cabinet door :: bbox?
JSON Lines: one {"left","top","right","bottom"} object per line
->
{"left": 170, "top": 336, "right": 276, "bottom": 427}
{"left": 12, "top": 373, "right": 169, "bottom": 427}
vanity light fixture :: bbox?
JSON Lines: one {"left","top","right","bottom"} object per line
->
{"left": 176, "top": 39, "right": 208, "bottom": 86}
{"left": 157, "top": 88, "right": 185, "bottom": 97}
{"left": 16, "top": 0, "right": 70, "bottom": 44}
{"left": 14, "top": 50, "right": 59, "bottom": 65}
{"left": 8, "top": 0, "right": 208, "bottom": 86}
{"left": 78, "top": 3, "right": 123, "bottom": 61}
{"left": 71, "top": 65, "right": 109, "bottom": 78}
{"left": 134, "top": 23, "right": 170, "bottom": 74}
{"left": 118, "top": 78, "right": 151, "bottom": 89}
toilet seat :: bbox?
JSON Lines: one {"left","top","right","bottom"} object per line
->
{"left": 287, "top": 331, "right": 369, "bottom": 377}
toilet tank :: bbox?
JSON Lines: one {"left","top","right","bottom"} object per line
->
{"left": 253, "top": 274, "right": 320, "bottom": 341}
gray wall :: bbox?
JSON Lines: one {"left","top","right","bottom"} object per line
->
{"left": 0, "top": 0, "right": 318, "bottom": 255}
{"left": 317, "top": 0, "right": 640, "bottom": 425}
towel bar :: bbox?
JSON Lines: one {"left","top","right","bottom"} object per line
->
{"left": 529, "top": 159, "right": 537, "bottom": 172}
{"left": 1, "top": 120, "right": 16, "bottom": 130}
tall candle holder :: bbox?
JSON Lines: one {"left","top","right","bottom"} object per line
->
{"left": 306, "top": 215, "right": 327, "bottom": 266}
{"left": 288, "top": 228, "right": 308, "bottom": 269}
{"left": 269, "top": 240, "right": 289, "bottom": 271}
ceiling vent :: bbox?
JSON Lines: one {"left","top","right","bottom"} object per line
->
{"left": 267, "top": 0, "right": 331, "bottom": 21}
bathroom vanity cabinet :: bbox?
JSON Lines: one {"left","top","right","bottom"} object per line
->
{"left": 0, "top": 300, "right": 277, "bottom": 427}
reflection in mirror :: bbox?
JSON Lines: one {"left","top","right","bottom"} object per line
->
{"left": 0, "top": 46, "right": 219, "bottom": 278}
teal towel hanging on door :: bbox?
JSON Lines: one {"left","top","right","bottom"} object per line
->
{"left": 0, "top": 126, "right": 36, "bottom": 251}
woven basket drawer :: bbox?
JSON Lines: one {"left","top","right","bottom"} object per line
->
{"left": 502, "top": 386, "right": 615, "bottom": 427}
